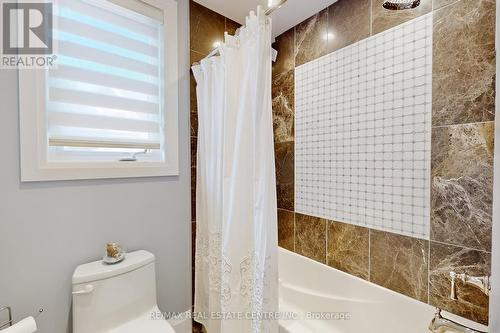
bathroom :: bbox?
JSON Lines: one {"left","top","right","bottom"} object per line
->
{"left": 0, "top": 0, "right": 498, "bottom": 332}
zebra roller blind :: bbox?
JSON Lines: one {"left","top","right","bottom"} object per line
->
{"left": 47, "top": 0, "right": 165, "bottom": 162}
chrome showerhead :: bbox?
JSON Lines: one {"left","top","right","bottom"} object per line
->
{"left": 383, "top": 0, "right": 420, "bottom": 10}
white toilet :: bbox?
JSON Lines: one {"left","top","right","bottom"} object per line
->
{"left": 72, "top": 250, "right": 175, "bottom": 333}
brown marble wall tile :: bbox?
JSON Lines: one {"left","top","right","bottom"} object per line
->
{"left": 272, "top": 28, "right": 295, "bottom": 77}
{"left": 433, "top": 0, "right": 496, "bottom": 126}
{"left": 191, "top": 137, "right": 197, "bottom": 222}
{"left": 371, "top": 0, "right": 432, "bottom": 35}
{"left": 272, "top": 70, "right": 294, "bottom": 143}
{"left": 327, "top": 221, "right": 369, "bottom": 279}
{"left": 192, "top": 221, "right": 196, "bottom": 262}
{"left": 295, "top": 9, "right": 328, "bottom": 67}
{"left": 278, "top": 209, "right": 295, "bottom": 251}
{"left": 370, "top": 230, "right": 429, "bottom": 302}
{"left": 295, "top": 213, "right": 327, "bottom": 263}
{"left": 225, "top": 18, "right": 241, "bottom": 36}
{"left": 327, "top": 0, "right": 370, "bottom": 53}
{"left": 265, "top": 0, "right": 496, "bottom": 325}
{"left": 190, "top": 0, "right": 225, "bottom": 55}
{"left": 190, "top": 51, "right": 204, "bottom": 137}
{"left": 429, "top": 242, "right": 491, "bottom": 325}
{"left": 433, "top": 0, "right": 459, "bottom": 9}
{"left": 275, "top": 141, "right": 294, "bottom": 211}
{"left": 431, "top": 123, "right": 494, "bottom": 252}
{"left": 190, "top": 51, "right": 205, "bottom": 68}
{"left": 191, "top": 221, "right": 197, "bottom": 304}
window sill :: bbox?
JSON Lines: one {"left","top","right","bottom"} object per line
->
{"left": 20, "top": 161, "right": 179, "bottom": 182}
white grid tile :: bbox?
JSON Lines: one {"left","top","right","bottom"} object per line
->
{"left": 295, "top": 13, "right": 432, "bottom": 239}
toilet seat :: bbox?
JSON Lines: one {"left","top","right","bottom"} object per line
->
{"left": 108, "top": 307, "right": 175, "bottom": 333}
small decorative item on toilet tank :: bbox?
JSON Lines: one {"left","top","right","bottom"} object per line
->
{"left": 103, "top": 243, "right": 125, "bottom": 264}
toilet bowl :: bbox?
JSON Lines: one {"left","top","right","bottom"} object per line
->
{"left": 72, "top": 250, "right": 175, "bottom": 333}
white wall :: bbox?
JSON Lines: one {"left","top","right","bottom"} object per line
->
{"left": 0, "top": 1, "right": 192, "bottom": 332}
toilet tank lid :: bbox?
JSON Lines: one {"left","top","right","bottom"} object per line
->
{"left": 72, "top": 250, "right": 155, "bottom": 285}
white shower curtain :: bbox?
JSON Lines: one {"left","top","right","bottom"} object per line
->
{"left": 191, "top": 8, "right": 278, "bottom": 333}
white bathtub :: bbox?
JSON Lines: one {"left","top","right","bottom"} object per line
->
{"left": 278, "top": 248, "right": 488, "bottom": 333}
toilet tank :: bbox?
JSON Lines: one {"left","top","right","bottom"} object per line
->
{"left": 72, "top": 250, "right": 158, "bottom": 333}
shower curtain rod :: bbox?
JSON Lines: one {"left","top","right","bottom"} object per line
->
{"left": 265, "top": 0, "right": 287, "bottom": 16}
{"left": 193, "top": 0, "right": 287, "bottom": 65}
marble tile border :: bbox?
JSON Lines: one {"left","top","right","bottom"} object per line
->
{"left": 225, "top": 18, "right": 241, "bottom": 36}
{"left": 275, "top": 141, "right": 295, "bottom": 211}
{"left": 189, "top": 0, "right": 225, "bottom": 56}
{"left": 191, "top": 137, "right": 197, "bottom": 222}
{"left": 432, "top": 0, "right": 496, "bottom": 126}
{"left": 295, "top": 213, "right": 327, "bottom": 263}
{"left": 272, "top": 70, "right": 295, "bottom": 143}
{"left": 327, "top": 0, "right": 371, "bottom": 53}
{"left": 190, "top": 51, "right": 204, "bottom": 138}
{"left": 327, "top": 220, "right": 369, "bottom": 279}
{"left": 431, "top": 122, "right": 495, "bottom": 252}
{"left": 272, "top": 28, "right": 295, "bottom": 78}
{"left": 429, "top": 241, "right": 491, "bottom": 325}
{"left": 278, "top": 209, "right": 295, "bottom": 251}
{"left": 371, "top": 0, "right": 432, "bottom": 35}
{"left": 271, "top": 0, "right": 495, "bottom": 324}
{"left": 294, "top": 9, "right": 328, "bottom": 67}
{"left": 370, "top": 230, "right": 429, "bottom": 302}
{"left": 279, "top": 211, "right": 494, "bottom": 323}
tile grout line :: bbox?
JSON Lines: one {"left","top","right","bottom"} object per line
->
{"left": 432, "top": 120, "right": 496, "bottom": 129}
{"left": 293, "top": 211, "right": 296, "bottom": 252}
{"left": 275, "top": 139, "right": 295, "bottom": 145}
{"left": 433, "top": 0, "right": 462, "bottom": 12}
{"left": 429, "top": 239, "right": 493, "bottom": 254}
{"left": 190, "top": 49, "right": 205, "bottom": 55}
{"left": 277, "top": 207, "right": 295, "bottom": 214}
{"left": 427, "top": 238, "right": 431, "bottom": 304}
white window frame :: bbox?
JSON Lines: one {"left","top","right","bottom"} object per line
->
{"left": 19, "top": 0, "right": 179, "bottom": 181}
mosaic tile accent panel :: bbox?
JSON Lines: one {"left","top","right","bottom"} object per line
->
{"left": 295, "top": 14, "right": 433, "bottom": 239}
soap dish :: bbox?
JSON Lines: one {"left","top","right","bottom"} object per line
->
{"left": 103, "top": 252, "right": 126, "bottom": 265}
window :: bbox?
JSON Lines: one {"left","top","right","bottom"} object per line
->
{"left": 19, "top": 0, "right": 178, "bottom": 181}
